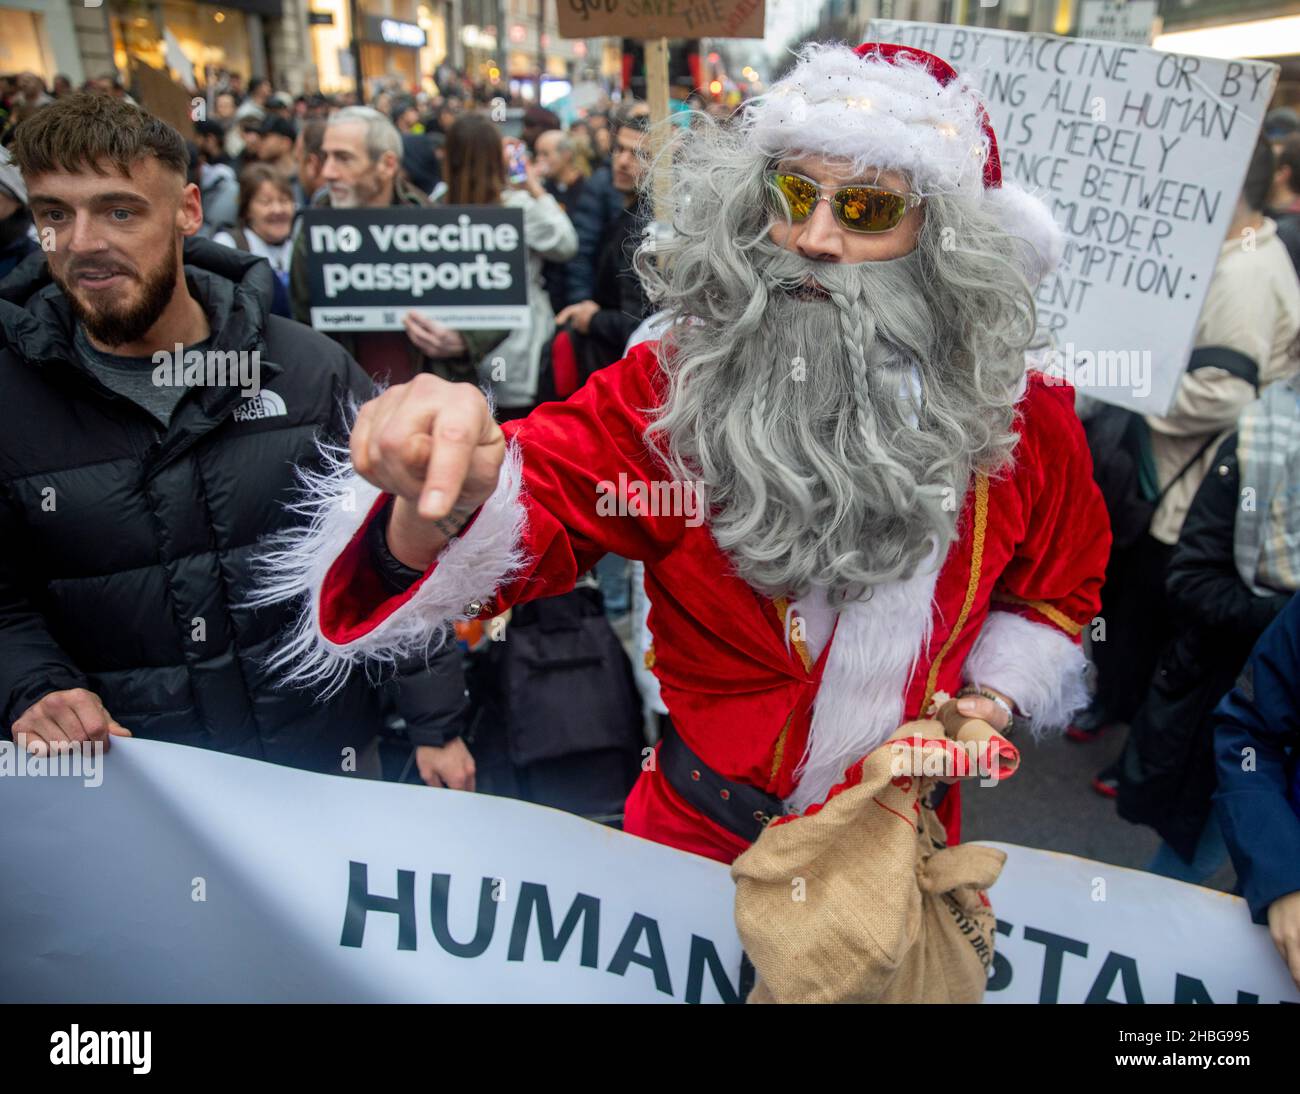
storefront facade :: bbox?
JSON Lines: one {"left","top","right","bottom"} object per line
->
{"left": 1, "top": 0, "right": 84, "bottom": 85}
{"left": 1153, "top": 0, "right": 1300, "bottom": 108}
{"left": 306, "top": 0, "right": 448, "bottom": 95}
{"left": 109, "top": 0, "right": 264, "bottom": 82}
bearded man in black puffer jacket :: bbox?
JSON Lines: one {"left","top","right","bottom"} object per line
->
{"left": 0, "top": 92, "right": 473, "bottom": 783}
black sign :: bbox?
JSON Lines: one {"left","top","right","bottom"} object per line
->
{"left": 301, "top": 206, "right": 529, "bottom": 332}
{"left": 221, "top": 0, "right": 284, "bottom": 17}
{"left": 307, "top": 11, "right": 334, "bottom": 25}
{"left": 362, "top": 15, "right": 427, "bottom": 48}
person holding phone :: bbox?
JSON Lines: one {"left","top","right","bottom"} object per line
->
{"left": 405, "top": 115, "right": 576, "bottom": 412}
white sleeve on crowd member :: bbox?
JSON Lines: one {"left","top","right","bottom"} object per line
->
{"left": 514, "top": 189, "right": 578, "bottom": 263}
{"left": 249, "top": 435, "right": 529, "bottom": 696}
{"left": 960, "top": 611, "right": 1090, "bottom": 735}
{"left": 212, "top": 230, "right": 237, "bottom": 249}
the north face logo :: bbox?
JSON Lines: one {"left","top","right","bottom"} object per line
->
{"left": 232, "top": 390, "right": 287, "bottom": 422}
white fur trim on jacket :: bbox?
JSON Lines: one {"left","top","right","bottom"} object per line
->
{"left": 784, "top": 562, "right": 942, "bottom": 815}
{"left": 961, "top": 610, "right": 1090, "bottom": 736}
{"left": 250, "top": 436, "right": 529, "bottom": 697}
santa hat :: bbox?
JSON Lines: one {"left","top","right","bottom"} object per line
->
{"left": 741, "top": 41, "right": 1064, "bottom": 285}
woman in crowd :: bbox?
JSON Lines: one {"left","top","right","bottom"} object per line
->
{"left": 404, "top": 112, "right": 577, "bottom": 416}
{"left": 213, "top": 163, "right": 296, "bottom": 318}
{"left": 1118, "top": 365, "right": 1300, "bottom": 883}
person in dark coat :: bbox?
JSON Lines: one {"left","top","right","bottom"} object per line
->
{"left": 1117, "top": 369, "right": 1300, "bottom": 880}
{"left": 534, "top": 128, "right": 588, "bottom": 317}
{"left": 552, "top": 105, "right": 654, "bottom": 617}
{"left": 1267, "top": 135, "right": 1300, "bottom": 276}
{"left": 1214, "top": 593, "right": 1300, "bottom": 989}
{"left": 1, "top": 92, "right": 471, "bottom": 782}
{"left": 400, "top": 129, "right": 442, "bottom": 196}
{"left": 561, "top": 102, "right": 650, "bottom": 314}
{"left": 556, "top": 104, "right": 653, "bottom": 374}
{"left": 1116, "top": 434, "right": 1291, "bottom": 878}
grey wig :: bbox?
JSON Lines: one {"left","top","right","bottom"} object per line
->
{"left": 634, "top": 114, "right": 1040, "bottom": 605}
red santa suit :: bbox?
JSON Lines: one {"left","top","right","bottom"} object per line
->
{"left": 293, "top": 338, "right": 1110, "bottom": 864}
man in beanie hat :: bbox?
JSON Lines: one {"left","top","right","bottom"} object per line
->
{"left": 260, "top": 41, "right": 1110, "bottom": 860}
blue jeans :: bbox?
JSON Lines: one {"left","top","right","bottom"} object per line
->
{"left": 1147, "top": 818, "right": 1228, "bottom": 885}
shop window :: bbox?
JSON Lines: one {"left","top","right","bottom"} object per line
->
{"left": 0, "top": 9, "right": 53, "bottom": 81}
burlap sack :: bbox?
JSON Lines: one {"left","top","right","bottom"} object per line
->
{"left": 731, "top": 701, "right": 1017, "bottom": 1003}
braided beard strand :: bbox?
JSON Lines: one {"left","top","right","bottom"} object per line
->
{"left": 656, "top": 238, "right": 984, "bottom": 605}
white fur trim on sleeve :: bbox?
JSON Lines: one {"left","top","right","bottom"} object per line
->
{"left": 250, "top": 436, "right": 529, "bottom": 697}
{"left": 961, "top": 610, "right": 1090, "bottom": 737}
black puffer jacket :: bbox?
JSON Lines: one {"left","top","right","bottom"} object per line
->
{"left": 1117, "top": 435, "right": 1291, "bottom": 856}
{"left": 0, "top": 238, "right": 464, "bottom": 771}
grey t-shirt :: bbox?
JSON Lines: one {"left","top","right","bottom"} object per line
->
{"left": 74, "top": 324, "right": 211, "bottom": 429}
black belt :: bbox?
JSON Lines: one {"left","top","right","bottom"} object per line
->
{"left": 658, "top": 719, "right": 784, "bottom": 844}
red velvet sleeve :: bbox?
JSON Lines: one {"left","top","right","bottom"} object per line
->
{"left": 491, "top": 340, "right": 690, "bottom": 607}
{"left": 992, "top": 373, "right": 1111, "bottom": 641}
{"left": 317, "top": 341, "right": 691, "bottom": 647}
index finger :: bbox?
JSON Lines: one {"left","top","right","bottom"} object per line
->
{"left": 419, "top": 388, "right": 484, "bottom": 520}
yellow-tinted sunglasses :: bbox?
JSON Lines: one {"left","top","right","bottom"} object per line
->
{"left": 767, "top": 170, "right": 924, "bottom": 234}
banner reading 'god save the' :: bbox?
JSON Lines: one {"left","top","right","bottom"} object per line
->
{"left": 555, "top": 0, "right": 766, "bottom": 42}
{"left": 866, "top": 21, "right": 1279, "bottom": 415}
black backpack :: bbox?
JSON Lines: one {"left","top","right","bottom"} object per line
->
{"left": 465, "top": 584, "right": 644, "bottom": 819}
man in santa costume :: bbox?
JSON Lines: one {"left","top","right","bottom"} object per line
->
{"left": 258, "top": 41, "right": 1110, "bottom": 866}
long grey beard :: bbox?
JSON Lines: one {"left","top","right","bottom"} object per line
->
{"left": 656, "top": 239, "right": 978, "bottom": 605}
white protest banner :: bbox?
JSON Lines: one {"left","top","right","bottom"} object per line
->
{"left": 978, "top": 842, "right": 1299, "bottom": 1004}
{"left": 302, "top": 206, "right": 530, "bottom": 332}
{"left": 1, "top": 739, "right": 1294, "bottom": 1003}
{"left": 866, "top": 20, "right": 1279, "bottom": 414}
{"left": 0, "top": 738, "right": 745, "bottom": 1003}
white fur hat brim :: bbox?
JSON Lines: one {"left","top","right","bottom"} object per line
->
{"left": 743, "top": 42, "right": 993, "bottom": 198}
{"left": 984, "top": 182, "right": 1065, "bottom": 286}
{"left": 744, "top": 41, "right": 1066, "bottom": 286}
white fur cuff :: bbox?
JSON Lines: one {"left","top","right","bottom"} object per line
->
{"left": 961, "top": 610, "right": 1090, "bottom": 736}
{"left": 253, "top": 437, "right": 529, "bottom": 696}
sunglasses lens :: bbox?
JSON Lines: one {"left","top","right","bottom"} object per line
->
{"left": 835, "top": 187, "right": 907, "bottom": 233}
{"left": 772, "top": 173, "right": 818, "bottom": 221}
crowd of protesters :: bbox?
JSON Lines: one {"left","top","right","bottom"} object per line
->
{"left": 0, "top": 66, "right": 1298, "bottom": 989}
{"left": 0, "top": 69, "right": 656, "bottom": 813}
